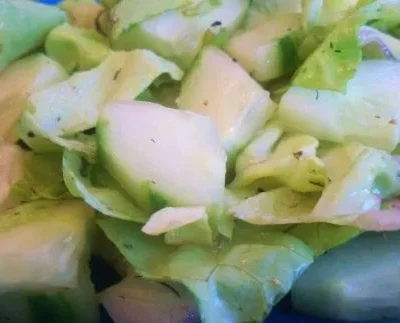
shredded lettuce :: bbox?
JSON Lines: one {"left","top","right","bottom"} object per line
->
{"left": 11, "top": 152, "right": 70, "bottom": 203}
{"left": 293, "top": 0, "right": 400, "bottom": 91}
{"left": 0, "top": 54, "right": 68, "bottom": 140}
{"left": 21, "top": 50, "right": 183, "bottom": 139}
{"left": 45, "top": 23, "right": 111, "bottom": 73}
{"left": 109, "top": 0, "right": 204, "bottom": 40}
{"left": 0, "top": 0, "right": 67, "bottom": 71}
{"left": 0, "top": 199, "right": 98, "bottom": 322}
{"left": 141, "top": 206, "right": 213, "bottom": 246}
{"left": 280, "top": 60, "right": 400, "bottom": 151}
{"left": 0, "top": 143, "right": 23, "bottom": 207}
{"left": 63, "top": 150, "right": 148, "bottom": 222}
{"left": 287, "top": 223, "right": 361, "bottom": 257}
{"left": 98, "top": 218, "right": 313, "bottom": 323}
{"left": 301, "top": 0, "right": 359, "bottom": 28}
{"left": 231, "top": 134, "right": 328, "bottom": 193}
{"left": 230, "top": 143, "right": 400, "bottom": 231}
{"left": 244, "top": 0, "right": 302, "bottom": 29}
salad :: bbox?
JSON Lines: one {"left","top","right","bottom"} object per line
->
{"left": 1, "top": 0, "right": 400, "bottom": 322}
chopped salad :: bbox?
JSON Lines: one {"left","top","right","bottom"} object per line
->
{"left": 1, "top": 0, "right": 400, "bottom": 322}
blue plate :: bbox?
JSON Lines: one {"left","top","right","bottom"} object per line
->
{"left": 34, "top": 1, "right": 400, "bottom": 322}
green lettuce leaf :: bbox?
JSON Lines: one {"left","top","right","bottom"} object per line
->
{"left": 11, "top": 152, "right": 70, "bottom": 203}
{"left": 293, "top": 0, "right": 400, "bottom": 91}
{"left": 142, "top": 206, "right": 213, "bottom": 246}
{"left": 243, "top": 0, "right": 302, "bottom": 29}
{"left": 0, "top": 0, "right": 67, "bottom": 71}
{"left": 0, "top": 143, "right": 23, "bottom": 208}
{"left": 110, "top": 0, "right": 203, "bottom": 40}
{"left": 16, "top": 115, "right": 97, "bottom": 162}
{"left": 287, "top": 223, "right": 361, "bottom": 257}
{"left": 22, "top": 50, "right": 183, "bottom": 138}
{"left": 230, "top": 133, "right": 328, "bottom": 193}
{"left": 98, "top": 218, "right": 313, "bottom": 323}
{"left": 280, "top": 60, "right": 400, "bottom": 152}
{"left": 230, "top": 143, "right": 400, "bottom": 231}
{"left": 45, "top": 23, "right": 111, "bottom": 73}
{"left": 301, "top": 0, "right": 359, "bottom": 28}
{"left": 0, "top": 199, "right": 98, "bottom": 322}
{"left": 63, "top": 150, "right": 148, "bottom": 222}
{"left": 0, "top": 54, "right": 68, "bottom": 140}
{"left": 0, "top": 199, "right": 94, "bottom": 291}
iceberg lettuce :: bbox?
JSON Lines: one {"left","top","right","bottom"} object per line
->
{"left": 98, "top": 218, "right": 313, "bottom": 323}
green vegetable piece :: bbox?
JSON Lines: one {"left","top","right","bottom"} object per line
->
{"left": 11, "top": 152, "right": 70, "bottom": 203}
{"left": 293, "top": 0, "right": 400, "bottom": 91}
{"left": 0, "top": 0, "right": 67, "bottom": 72}
{"left": 97, "top": 101, "right": 230, "bottom": 236}
{"left": 0, "top": 199, "right": 98, "bottom": 322}
{"left": 98, "top": 218, "right": 313, "bottom": 323}
{"left": 45, "top": 23, "right": 111, "bottom": 73}
{"left": 63, "top": 150, "right": 148, "bottom": 222}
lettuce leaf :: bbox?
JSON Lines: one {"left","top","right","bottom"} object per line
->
{"left": 230, "top": 134, "right": 328, "bottom": 193}
{"left": 293, "top": 0, "right": 400, "bottom": 91}
{"left": 11, "top": 152, "right": 70, "bottom": 203}
{"left": 0, "top": 143, "right": 23, "bottom": 208}
{"left": 98, "top": 218, "right": 313, "bottom": 323}
{"left": 142, "top": 206, "right": 213, "bottom": 246}
{"left": 110, "top": 0, "right": 203, "bottom": 40}
{"left": 22, "top": 50, "right": 183, "bottom": 138}
{"left": 0, "top": 199, "right": 98, "bottom": 322}
{"left": 280, "top": 60, "right": 400, "bottom": 152}
{"left": 0, "top": 54, "right": 68, "bottom": 140}
{"left": 301, "top": 0, "right": 359, "bottom": 28}
{"left": 45, "top": 23, "right": 111, "bottom": 73}
{"left": 0, "top": 199, "right": 94, "bottom": 291}
{"left": 0, "top": 0, "right": 67, "bottom": 71}
{"left": 287, "top": 223, "right": 361, "bottom": 257}
{"left": 243, "top": 0, "right": 302, "bottom": 29}
{"left": 230, "top": 143, "right": 400, "bottom": 231}
{"left": 63, "top": 150, "right": 148, "bottom": 222}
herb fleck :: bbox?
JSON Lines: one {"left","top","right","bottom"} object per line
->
{"left": 83, "top": 128, "right": 96, "bottom": 135}
{"left": 27, "top": 131, "right": 35, "bottom": 138}
{"left": 293, "top": 151, "right": 303, "bottom": 159}
{"left": 113, "top": 69, "right": 122, "bottom": 80}
{"left": 15, "top": 139, "right": 32, "bottom": 151}
{"left": 79, "top": 157, "right": 90, "bottom": 178}
{"left": 123, "top": 243, "right": 133, "bottom": 249}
